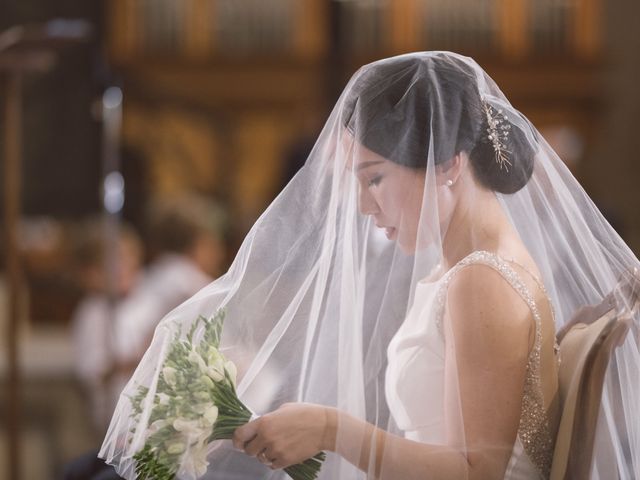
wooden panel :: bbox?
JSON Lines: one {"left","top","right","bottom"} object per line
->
{"left": 122, "top": 105, "right": 222, "bottom": 196}
{"left": 496, "top": 0, "right": 529, "bottom": 59}
{"left": 185, "top": 0, "right": 214, "bottom": 59}
{"left": 293, "top": 0, "right": 328, "bottom": 59}
{"left": 389, "top": 0, "right": 421, "bottom": 53}
{"left": 232, "top": 113, "right": 293, "bottom": 225}
{"left": 107, "top": 0, "right": 139, "bottom": 62}
{"left": 573, "top": 0, "right": 602, "bottom": 59}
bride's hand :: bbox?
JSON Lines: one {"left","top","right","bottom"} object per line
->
{"left": 232, "top": 403, "right": 334, "bottom": 470}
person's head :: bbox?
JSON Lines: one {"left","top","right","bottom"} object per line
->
{"left": 71, "top": 220, "right": 142, "bottom": 296}
{"left": 342, "top": 52, "right": 536, "bottom": 252}
{"left": 146, "top": 195, "right": 227, "bottom": 277}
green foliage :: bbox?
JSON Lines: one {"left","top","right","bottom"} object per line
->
{"left": 285, "top": 452, "right": 327, "bottom": 480}
{"left": 133, "top": 444, "right": 176, "bottom": 480}
{"left": 202, "top": 310, "right": 224, "bottom": 349}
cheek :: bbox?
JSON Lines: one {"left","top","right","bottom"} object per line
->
{"left": 369, "top": 187, "right": 392, "bottom": 215}
{"left": 401, "top": 179, "right": 424, "bottom": 219}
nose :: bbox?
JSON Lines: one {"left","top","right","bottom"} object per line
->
{"left": 358, "top": 184, "right": 379, "bottom": 216}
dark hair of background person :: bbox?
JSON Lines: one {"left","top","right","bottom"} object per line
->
{"left": 145, "top": 195, "right": 227, "bottom": 260}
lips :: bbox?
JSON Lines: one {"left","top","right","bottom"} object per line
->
{"left": 374, "top": 221, "right": 396, "bottom": 240}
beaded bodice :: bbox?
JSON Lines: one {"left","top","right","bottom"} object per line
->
{"left": 386, "top": 250, "right": 557, "bottom": 479}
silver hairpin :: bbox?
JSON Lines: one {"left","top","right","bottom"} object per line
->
{"left": 482, "top": 99, "right": 512, "bottom": 171}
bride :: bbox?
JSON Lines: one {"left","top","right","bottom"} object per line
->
{"left": 100, "top": 52, "right": 639, "bottom": 479}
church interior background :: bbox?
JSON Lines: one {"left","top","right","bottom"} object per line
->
{"left": 1, "top": 0, "right": 639, "bottom": 478}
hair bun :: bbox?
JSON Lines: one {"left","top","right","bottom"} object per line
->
{"left": 468, "top": 108, "right": 535, "bottom": 194}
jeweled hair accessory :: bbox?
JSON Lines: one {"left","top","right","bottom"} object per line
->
{"left": 482, "top": 98, "right": 512, "bottom": 171}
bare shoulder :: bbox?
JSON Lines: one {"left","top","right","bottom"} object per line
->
{"left": 444, "top": 263, "right": 532, "bottom": 359}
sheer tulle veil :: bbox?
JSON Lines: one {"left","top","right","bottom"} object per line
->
{"left": 100, "top": 52, "right": 639, "bottom": 479}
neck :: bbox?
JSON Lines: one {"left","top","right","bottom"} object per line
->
{"left": 442, "top": 184, "right": 509, "bottom": 269}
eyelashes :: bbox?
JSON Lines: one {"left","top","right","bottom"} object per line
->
{"left": 368, "top": 175, "right": 383, "bottom": 187}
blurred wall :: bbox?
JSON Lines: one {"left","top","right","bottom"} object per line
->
{"left": 587, "top": 0, "right": 640, "bottom": 251}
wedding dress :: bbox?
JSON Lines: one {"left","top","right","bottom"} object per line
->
{"left": 386, "top": 251, "right": 559, "bottom": 479}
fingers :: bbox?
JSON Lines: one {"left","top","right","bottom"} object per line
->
{"left": 257, "top": 450, "right": 275, "bottom": 467}
{"left": 232, "top": 413, "right": 295, "bottom": 471}
{"left": 269, "top": 456, "right": 287, "bottom": 470}
{"left": 232, "top": 419, "right": 259, "bottom": 450}
{"left": 243, "top": 435, "right": 265, "bottom": 457}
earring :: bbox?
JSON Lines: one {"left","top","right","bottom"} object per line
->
{"left": 445, "top": 179, "right": 454, "bottom": 187}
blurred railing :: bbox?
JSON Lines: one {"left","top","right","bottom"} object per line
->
{"left": 339, "top": 0, "right": 601, "bottom": 59}
{"left": 107, "top": 0, "right": 327, "bottom": 61}
{"left": 107, "top": 0, "right": 601, "bottom": 62}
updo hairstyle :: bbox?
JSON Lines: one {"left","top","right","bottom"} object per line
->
{"left": 342, "top": 53, "right": 535, "bottom": 194}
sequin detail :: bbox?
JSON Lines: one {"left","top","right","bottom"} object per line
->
{"left": 434, "top": 250, "right": 555, "bottom": 479}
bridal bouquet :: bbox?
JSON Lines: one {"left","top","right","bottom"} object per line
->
{"left": 129, "top": 310, "right": 326, "bottom": 480}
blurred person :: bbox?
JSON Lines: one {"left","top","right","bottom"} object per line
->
{"left": 64, "top": 198, "right": 226, "bottom": 480}
{"left": 112, "top": 195, "right": 227, "bottom": 379}
{"left": 69, "top": 219, "right": 143, "bottom": 431}
{"left": 63, "top": 221, "right": 141, "bottom": 480}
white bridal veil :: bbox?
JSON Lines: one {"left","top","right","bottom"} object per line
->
{"left": 100, "top": 52, "right": 639, "bottom": 479}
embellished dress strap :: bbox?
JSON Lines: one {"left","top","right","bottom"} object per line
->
{"left": 434, "top": 250, "right": 555, "bottom": 478}
{"left": 434, "top": 251, "right": 544, "bottom": 339}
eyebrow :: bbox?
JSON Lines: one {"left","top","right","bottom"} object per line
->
{"left": 355, "top": 160, "right": 384, "bottom": 172}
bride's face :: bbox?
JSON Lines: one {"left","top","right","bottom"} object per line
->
{"left": 353, "top": 144, "right": 426, "bottom": 253}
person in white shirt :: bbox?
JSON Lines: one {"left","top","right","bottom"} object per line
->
{"left": 70, "top": 220, "right": 142, "bottom": 432}
{"left": 113, "top": 195, "right": 227, "bottom": 382}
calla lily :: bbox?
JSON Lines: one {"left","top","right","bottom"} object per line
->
{"left": 180, "top": 443, "right": 209, "bottom": 478}
{"left": 173, "top": 418, "right": 201, "bottom": 435}
{"left": 188, "top": 351, "right": 208, "bottom": 374}
{"left": 147, "top": 419, "right": 169, "bottom": 435}
{"left": 224, "top": 360, "right": 238, "bottom": 386}
{"left": 203, "top": 405, "right": 219, "bottom": 426}
{"left": 200, "top": 375, "right": 214, "bottom": 389}
{"left": 206, "top": 365, "right": 224, "bottom": 382}
{"left": 166, "top": 442, "right": 185, "bottom": 455}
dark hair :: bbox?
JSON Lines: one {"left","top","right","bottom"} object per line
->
{"left": 146, "top": 195, "right": 226, "bottom": 255}
{"left": 342, "top": 54, "right": 535, "bottom": 194}
{"left": 70, "top": 219, "right": 141, "bottom": 269}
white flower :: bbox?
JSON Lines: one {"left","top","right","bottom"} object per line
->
{"left": 166, "top": 441, "right": 185, "bottom": 455}
{"left": 193, "top": 402, "right": 214, "bottom": 414}
{"left": 157, "top": 393, "right": 171, "bottom": 405}
{"left": 194, "top": 391, "right": 211, "bottom": 402}
{"left": 180, "top": 442, "right": 209, "bottom": 478}
{"left": 207, "top": 348, "right": 225, "bottom": 368}
{"left": 172, "top": 418, "right": 213, "bottom": 447}
{"left": 224, "top": 360, "right": 237, "bottom": 386}
{"left": 203, "top": 405, "right": 219, "bottom": 426}
{"left": 147, "top": 419, "right": 169, "bottom": 435}
{"left": 163, "top": 366, "right": 177, "bottom": 386}
{"left": 173, "top": 418, "right": 202, "bottom": 436}
{"left": 206, "top": 365, "right": 224, "bottom": 382}
{"left": 207, "top": 347, "right": 222, "bottom": 365}
{"left": 199, "top": 374, "right": 214, "bottom": 389}
{"left": 188, "top": 350, "right": 208, "bottom": 374}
